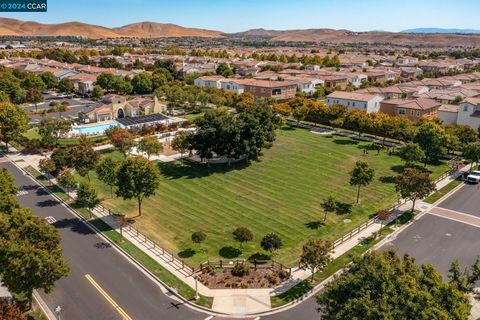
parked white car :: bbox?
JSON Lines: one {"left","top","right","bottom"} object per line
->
{"left": 466, "top": 170, "right": 480, "bottom": 184}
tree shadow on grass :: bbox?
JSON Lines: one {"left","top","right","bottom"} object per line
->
{"left": 219, "top": 246, "right": 242, "bottom": 259}
{"left": 390, "top": 164, "right": 405, "bottom": 174}
{"left": 247, "top": 253, "right": 271, "bottom": 262}
{"left": 281, "top": 125, "right": 296, "bottom": 131}
{"left": 379, "top": 176, "right": 396, "bottom": 184}
{"left": 159, "top": 161, "right": 249, "bottom": 180}
{"left": 335, "top": 201, "right": 352, "bottom": 215}
{"left": 332, "top": 139, "right": 359, "bottom": 145}
{"left": 178, "top": 248, "right": 196, "bottom": 258}
{"left": 305, "top": 221, "right": 325, "bottom": 229}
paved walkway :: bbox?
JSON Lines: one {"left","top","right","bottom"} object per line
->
{"left": 3, "top": 143, "right": 470, "bottom": 315}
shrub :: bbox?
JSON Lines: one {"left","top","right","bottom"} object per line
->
{"left": 231, "top": 262, "right": 250, "bottom": 277}
{"left": 277, "top": 269, "right": 290, "bottom": 280}
{"left": 266, "top": 272, "right": 280, "bottom": 285}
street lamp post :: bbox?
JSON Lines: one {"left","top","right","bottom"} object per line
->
{"left": 54, "top": 305, "right": 62, "bottom": 320}
{"left": 195, "top": 275, "right": 199, "bottom": 300}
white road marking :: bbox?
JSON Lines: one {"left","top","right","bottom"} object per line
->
{"left": 203, "top": 316, "right": 213, "bottom": 320}
{"left": 45, "top": 216, "right": 56, "bottom": 224}
{"left": 16, "top": 190, "right": 28, "bottom": 196}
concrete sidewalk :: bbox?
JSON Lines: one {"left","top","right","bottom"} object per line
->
{"left": 4, "top": 145, "right": 468, "bottom": 315}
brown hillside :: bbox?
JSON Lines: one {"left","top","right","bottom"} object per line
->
{"left": 0, "top": 18, "right": 223, "bottom": 39}
{"left": 113, "top": 22, "right": 223, "bottom": 38}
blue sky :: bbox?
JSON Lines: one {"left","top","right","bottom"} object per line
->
{"left": 3, "top": 0, "right": 480, "bottom": 32}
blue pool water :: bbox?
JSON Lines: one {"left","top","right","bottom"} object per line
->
{"left": 72, "top": 121, "right": 119, "bottom": 135}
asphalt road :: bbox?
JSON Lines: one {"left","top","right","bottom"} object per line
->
{"left": 437, "top": 184, "right": 480, "bottom": 217}
{"left": 1, "top": 158, "right": 206, "bottom": 320}
{"left": 381, "top": 183, "right": 480, "bottom": 276}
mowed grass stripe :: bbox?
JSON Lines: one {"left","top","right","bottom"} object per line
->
{"left": 85, "top": 127, "right": 448, "bottom": 266}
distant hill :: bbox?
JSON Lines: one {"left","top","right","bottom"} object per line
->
{"left": 0, "top": 18, "right": 224, "bottom": 39}
{"left": 113, "top": 22, "right": 223, "bottom": 38}
{"left": 401, "top": 28, "right": 480, "bottom": 34}
{"left": 2, "top": 18, "right": 480, "bottom": 47}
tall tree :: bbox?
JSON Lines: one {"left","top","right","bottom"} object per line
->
{"left": 0, "top": 102, "right": 29, "bottom": 152}
{"left": 95, "top": 156, "right": 119, "bottom": 198}
{"left": 137, "top": 136, "right": 163, "bottom": 159}
{"left": 300, "top": 238, "right": 332, "bottom": 281}
{"left": 38, "top": 118, "right": 71, "bottom": 147}
{"left": 0, "top": 168, "right": 19, "bottom": 214}
{"left": 414, "top": 121, "right": 448, "bottom": 166}
{"left": 316, "top": 250, "right": 470, "bottom": 320}
{"left": 38, "top": 157, "right": 56, "bottom": 186}
{"left": 26, "top": 88, "right": 44, "bottom": 113}
{"left": 57, "top": 78, "right": 74, "bottom": 94}
{"left": 105, "top": 127, "right": 135, "bottom": 157}
{"left": 260, "top": 233, "right": 282, "bottom": 257}
{"left": 349, "top": 161, "right": 375, "bottom": 204}
{"left": 0, "top": 208, "right": 70, "bottom": 309}
{"left": 232, "top": 227, "right": 253, "bottom": 250}
{"left": 57, "top": 170, "right": 76, "bottom": 200}
{"left": 76, "top": 181, "right": 101, "bottom": 218}
{"left": 395, "top": 168, "right": 436, "bottom": 212}
{"left": 171, "top": 131, "right": 193, "bottom": 157}
{"left": 40, "top": 71, "right": 58, "bottom": 89}
{"left": 320, "top": 196, "right": 337, "bottom": 222}
{"left": 398, "top": 142, "right": 425, "bottom": 167}
{"left": 463, "top": 142, "right": 480, "bottom": 172}
{"left": 116, "top": 156, "right": 160, "bottom": 217}
{"left": 66, "top": 136, "right": 99, "bottom": 179}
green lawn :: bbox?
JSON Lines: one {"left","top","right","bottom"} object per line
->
{"left": 83, "top": 126, "right": 448, "bottom": 267}
{"left": 424, "top": 178, "right": 463, "bottom": 204}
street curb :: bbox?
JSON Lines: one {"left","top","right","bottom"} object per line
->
{"left": 33, "top": 291, "right": 56, "bottom": 320}
{"left": 4, "top": 155, "right": 227, "bottom": 318}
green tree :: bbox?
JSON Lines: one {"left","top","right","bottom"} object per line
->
{"left": 320, "top": 196, "right": 337, "bottom": 222}
{"left": 398, "top": 142, "right": 425, "bottom": 167}
{"left": 0, "top": 168, "right": 19, "bottom": 214}
{"left": 91, "top": 85, "right": 104, "bottom": 100}
{"left": 216, "top": 63, "right": 234, "bottom": 78}
{"left": 0, "top": 208, "right": 70, "bottom": 309}
{"left": 57, "top": 170, "right": 76, "bottom": 199}
{"left": 316, "top": 250, "right": 470, "bottom": 320}
{"left": 191, "top": 231, "right": 206, "bottom": 244}
{"left": 95, "top": 156, "right": 119, "bottom": 198}
{"left": 395, "top": 167, "right": 436, "bottom": 212}
{"left": 349, "top": 161, "right": 375, "bottom": 204}
{"left": 171, "top": 131, "right": 193, "bottom": 157}
{"left": 21, "top": 74, "right": 46, "bottom": 92}
{"left": 463, "top": 142, "right": 480, "bottom": 172}
{"left": 76, "top": 181, "right": 100, "bottom": 218}
{"left": 414, "top": 121, "right": 448, "bottom": 166}
{"left": 448, "top": 257, "right": 480, "bottom": 295}
{"left": 25, "top": 88, "right": 44, "bottom": 112}
{"left": 38, "top": 157, "right": 56, "bottom": 186}
{"left": 112, "top": 76, "right": 132, "bottom": 95}
{"left": 260, "top": 233, "right": 282, "bottom": 256}
{"left": 131, "top": 72, "right": 153, "bottom": 94}
{"left": 96, "top": 73, "right": 116, "bottom": 92}
{"left": 38, "top": 118, "right": 71, "bottom": 147}
{"left": 57, "top": 78, "right": 74, "bottom": 94}
{"left": 0, "top": 102, "right": 29, "bottom": 152}
{"left": 137, "top": 136, "right": 163, "bottom": 159}
{"left": 116, "top": 156, "right": 160, "bottom": 217}
{"left": 232, "top": 227, "right": 253, "bottom": 250}
{"left": 300, "top": 238, "right": 332, "bottom": 281}
{"left": 40, "top": 71, "right": 58, "bottom": 89}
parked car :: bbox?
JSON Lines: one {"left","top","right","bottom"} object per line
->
{"left": 466, "top": 170, "right": 480, "bottom": 184}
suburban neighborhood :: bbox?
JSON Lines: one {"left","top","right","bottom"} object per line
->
{"left": 2, "top": 1, "right": 480, "bottom": 320}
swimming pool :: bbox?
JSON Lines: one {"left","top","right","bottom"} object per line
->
{"left": 72, "top": 121, "right": 119, "bottom": 135}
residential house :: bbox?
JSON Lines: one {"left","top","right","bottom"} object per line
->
{"left": 456, "top": 98, "right": 480, "bottom": 129}
{"left": 243, "top": 80, "right": 297, "bottom": 100}
{"left": 326, "top": 91, "right": 383, "bottom": 113}
{"left": 194, "top": 75, "right": 225, "bottom": 88}
{"left": 437, "top": 104, "right": 459, "bottom": 125}
{"left": 379, "top": 98, "right": 441, "bottom": 121}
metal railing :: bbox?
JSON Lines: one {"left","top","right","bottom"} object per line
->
{"left": 93, "top": 204, "right": 196, "bottom": 276}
